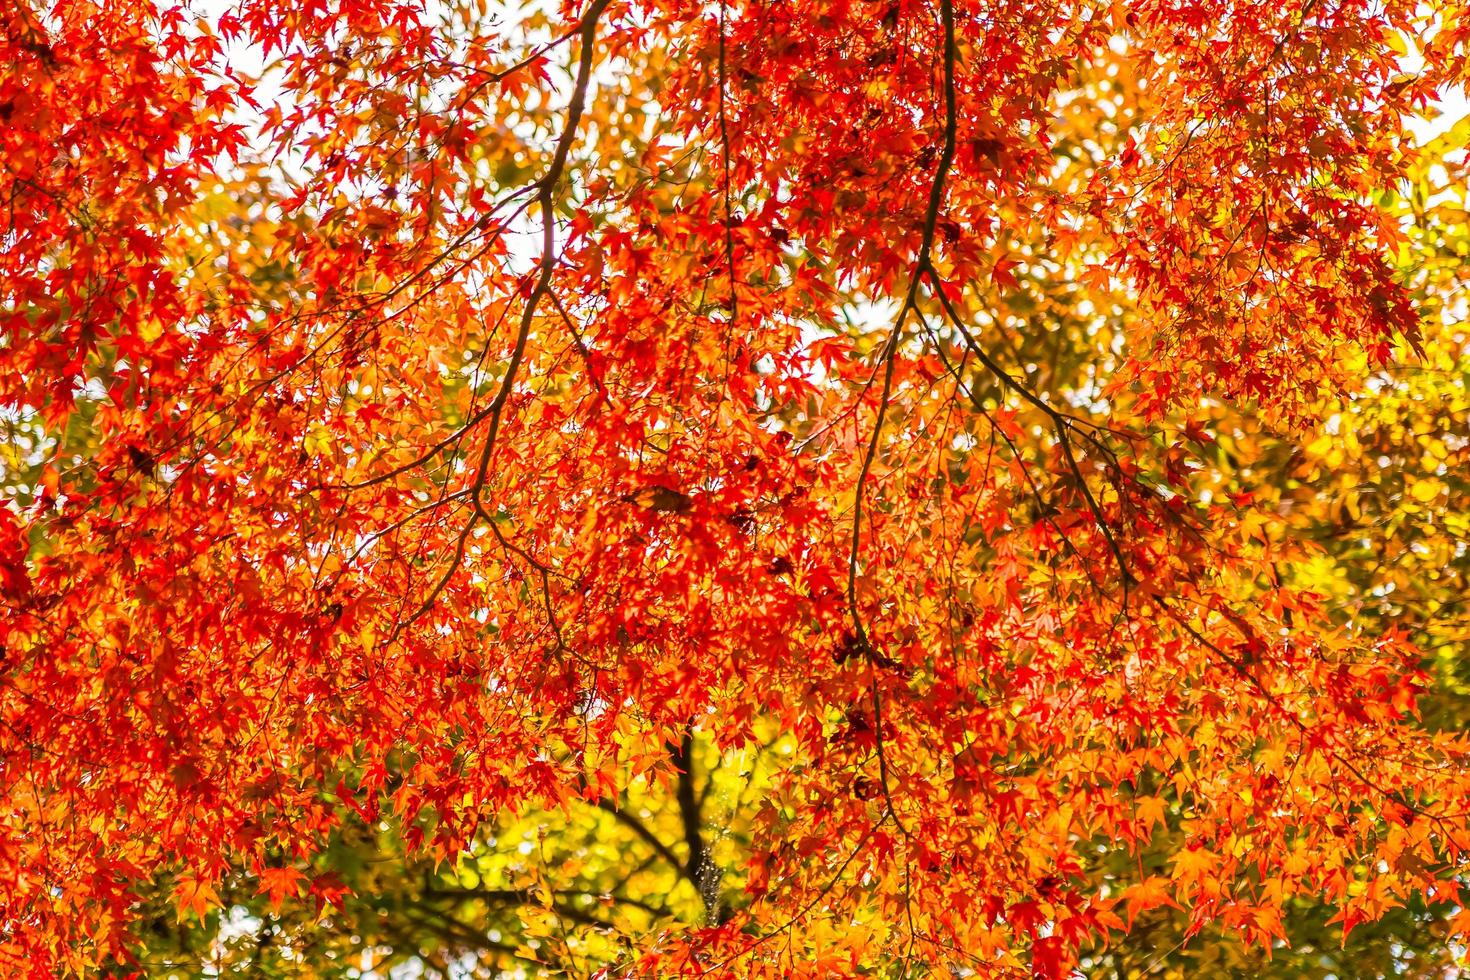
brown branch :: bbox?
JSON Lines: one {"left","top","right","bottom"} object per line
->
{"left": 926, "top": 276, "right": 1134, "bottom": 603}
{"left": 411, "top": 0, "right": 612, "bottom": 623}
{"left": 846, "top": 0, "right": 960, "bottom": 839}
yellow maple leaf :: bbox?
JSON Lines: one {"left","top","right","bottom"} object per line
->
{"left": 173, "top": 874, "right": 219, "bottom": 923}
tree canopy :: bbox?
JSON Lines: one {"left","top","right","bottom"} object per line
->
{"left": 2, "top": 0, "right": 1470, "bottom": 975}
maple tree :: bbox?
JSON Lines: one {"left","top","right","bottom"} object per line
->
{"left": 3, "top": 0, "right": 1470, "bottom": 975}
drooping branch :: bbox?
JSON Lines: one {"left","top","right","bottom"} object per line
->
{"left": 410, "top": 0, "right": 613, "bottom": 625}
{"left": 845, "top": 0, "right": 960, "bottom": 835}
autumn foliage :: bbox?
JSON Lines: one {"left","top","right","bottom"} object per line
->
{"left": 3, "top": 0, "right": 1470, "bottom": 975}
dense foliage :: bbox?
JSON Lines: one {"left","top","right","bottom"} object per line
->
{"left": 2, "top": 0, "right": 1469, "bottom": 975}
